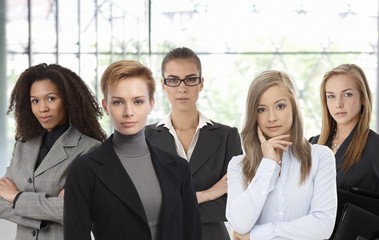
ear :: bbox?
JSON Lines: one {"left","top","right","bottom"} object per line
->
{"left": 161, "top": 78, "right": 167, "bottom": 93}
{"left": 102, "top": 98, "right": 109, "bottom": 115}
{"left": 199, "top": 77, "right": 204, "bottom": 91}
{"left": 149, "top": 99, "right": 155, "bottom": 112}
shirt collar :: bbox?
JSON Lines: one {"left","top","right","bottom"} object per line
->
{"left": 156, "top": 111, "right": 213, "bottom": 130}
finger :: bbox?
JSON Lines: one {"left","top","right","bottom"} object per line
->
{"left": 257, "top": 126, "right": 266, "bottom": 143}
{"left": 268, "top": 134, "right": 291, "bottom": 141}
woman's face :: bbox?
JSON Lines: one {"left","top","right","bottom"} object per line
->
{"left": 325, "top": 74, "right": 362, "bottom": 129}
{"left": 162, "top": 59, "right": 203, "bottom": 112}
{"left": 256, "top": 85, "right": 293, "bottom": 139}
{"left": 30, "top": 79, "right": 67, "bottom": 132}
{"left": 102, "top": 77, "right": 154, "bottom": 135}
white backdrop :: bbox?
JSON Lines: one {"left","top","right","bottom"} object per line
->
{"left": 0, "top": 219, "right": 16, "bottom": 239}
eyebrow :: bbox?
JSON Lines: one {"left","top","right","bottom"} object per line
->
{"left": 111, "top": 96, "right": 146, "bottom": 100}
{"left": 30, "top": 92, "right": 58, "bottom": 98}
{"left": 326, "top": 88, "right": 354, "bottom": 94}
{"left": 166, "top": 74, "right": 198, "bottom": 78}
{"left": 258, "top": 98, "right": 287, "bottom": 106}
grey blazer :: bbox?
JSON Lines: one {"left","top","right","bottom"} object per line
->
{"left": 0, "top": 126, "right": 101, "bottom": 240}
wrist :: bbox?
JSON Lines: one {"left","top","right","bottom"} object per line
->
{"left": 12, "top": 191, "right": 23, "bottom": 208}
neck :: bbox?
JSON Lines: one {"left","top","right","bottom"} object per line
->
{"left": 113, "top": 130, "right": 149, "bottom": 157}
{"left": 334, "top": 123, "right": 356, "bottom": 141}
{"left": 171, "top": 110, "right": 199, "bottom": 129}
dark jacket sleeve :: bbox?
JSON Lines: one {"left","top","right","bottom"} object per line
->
{"left": 199, "top": 127, "right": 242, "bottom": 223}
{"left": 63, "top": 155, "right": 93, "bottom": 240}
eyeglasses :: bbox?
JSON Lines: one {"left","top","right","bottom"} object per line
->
{"left": 163, "top": 76, "right": 202, "bottom": 87}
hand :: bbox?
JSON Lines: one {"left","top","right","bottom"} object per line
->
{"left": 196, "top": 174, "right": 227, "bottom": 204}
{"left": 58, "top": 188, "right": 64, "bottom": 197}
{"left": 0, "top": 177, "right": 20, "bottom": 203}
{"left": 257, "top": 126, "right": 292, "bottom": 164}
{"left": 233, "top": 231, "right": 250, "bottom": 240}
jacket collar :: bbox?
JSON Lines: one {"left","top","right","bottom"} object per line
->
{"left": 30, "top": 126, "right": 82, "bottom": 176}
{"left": 147, "top": 122, "right": 221, "bottom": 174}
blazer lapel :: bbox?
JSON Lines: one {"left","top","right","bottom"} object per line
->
{"left": 34, "top": 127, "right": 79, "bottom": 177}
{"left": 148, "top": 144, "right": 179, "bottom": 227}
{"left": 92, "top": 138, "right": 148, "bottom": 224}
{"left": 23, "top": 136, "right": 42, "bottom": 177}
{"left": 189, "top": 124, "right": 221, "bottom": 174}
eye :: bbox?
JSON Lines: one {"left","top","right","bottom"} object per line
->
{"left": 185, "top": 77, "right": 198, "bottom": 83}
{"left": 257, "top": 107, "right": 266, "bottom": 113}
{"left": 134, "top": 98, "right": 145, "bottom": 105}
{"left": 344, "top": 92, "right": 353, "bottom": 97}
{"left": 46, "top": 96, "right": 56, "bottom": 102}
{"left": 276, "top": 103, "right": 286, "bottom": 110}
{"left": 30, "top": 98, "right": 38, "bottom": 104}
{"left": 112, "top": 100, "right": 123, "bottom": 106}
{"left": 166, "top": 78, "right": 180, "bottom": 84}
{"left": 326, "top": 94, "right": 335, "bottom": 99}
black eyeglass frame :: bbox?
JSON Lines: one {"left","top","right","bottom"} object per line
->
{"left": 163, "top": 76, "right": 202, "bottom": 87}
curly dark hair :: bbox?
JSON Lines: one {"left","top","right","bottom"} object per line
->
{"left": 7, "top": 63, "right": 107, "bottom": 142}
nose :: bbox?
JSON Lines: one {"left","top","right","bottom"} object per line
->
{"left": 123, "top": 103, "right": 134, "bottom": 117}
{"left": 336, "top": 96, "right": 344, "bottom": 108}
{"left": 268, "top": 109, "right": 277, "bottom": 122}
{"left": 38, "top": 101, "right": 49, "bottom": 113}
{"left": 177, "top": 81, "right": 188, "bottom": 93}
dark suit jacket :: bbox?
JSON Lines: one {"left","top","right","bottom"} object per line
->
{"left": 63, "top": 136, "right": 201, "bottom": 240}
{"left": 310, "top": 128, "right": 379, "bottom": 239}
{"left": 309, "top": 128, "right": 379, "bottom": 192}
{"left": 145, "top": 121, "right": 242, "bottom": 240}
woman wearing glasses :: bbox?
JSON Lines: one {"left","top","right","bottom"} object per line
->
{"left": 145, "top": 47, "right": 242, "bottom": 240}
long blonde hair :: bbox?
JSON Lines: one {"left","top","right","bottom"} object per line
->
{"left": 241, "top": 70, "right": 311, "bottom": 185}
{"left": 317, "top": 64, "right": 372, "bottom": 170}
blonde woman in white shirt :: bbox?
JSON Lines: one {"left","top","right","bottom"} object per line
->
{"left": 226, "top": 70, "right": 337, "bottom": 240}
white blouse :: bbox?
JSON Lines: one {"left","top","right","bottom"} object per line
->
{"left": 226, "top": 144, "right": 337, "bottom": 239}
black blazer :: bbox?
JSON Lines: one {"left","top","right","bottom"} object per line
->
{"left": 145, "top": 121, "right": 242, "bottom": 240}
{"left": 309, "top": 128, "right": 379, "bottom": 193}
{"left": 63, "top": 136, "right": 201, "bottom": 240}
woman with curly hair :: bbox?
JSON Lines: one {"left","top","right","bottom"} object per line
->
{"left": 0, "top": 63, "right": 106, "bottom": 240}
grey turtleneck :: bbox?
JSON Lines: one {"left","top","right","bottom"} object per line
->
{"left": 113, "top": 130, "right": 162, "bottom": 240}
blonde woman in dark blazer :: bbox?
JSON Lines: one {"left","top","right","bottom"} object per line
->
{"left": 145, "top": 47, "right": 242, "bottom": 240}
{"left": 0, "top": 63, "right": 106, "bottom": 240}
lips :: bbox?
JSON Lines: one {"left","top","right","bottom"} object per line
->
{"left": 121, "top": 122, "right": 137, "bottom": 128}
{"left": 266, "top": 126, "right": 281, "bottom": 131}
{"left": 335, "top": 112, "right": 347, "bottom": 117}
{"left": 38, "top": 116, "right": 51, "bottom": 123}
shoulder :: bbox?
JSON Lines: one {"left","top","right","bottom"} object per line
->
{"left": 310, "top": 143, "right": 335, "bottom": 167}
{"left": 206, "top": 120, "right": 240, "bottom": 136}
{"left": 227, "top": 154, "right": 244, "bottom": 171}
{"left": 367, "top": 129, "right": 379, "bottom": 142}
{"left": 68, "top": 126, "right": 102, "bottom": 149}
{"left": 308, "top": 134, "right": 320, "bottom": 144}
{"left": 209, "top": 120, "right": 238, "bottom": 131}
{"left": 70, "top": 138, "right": 110, "bottom": 167}
{"left": 361, "top": 129, "right": 379, "bottom": 155}
{"left": 145, "top": 122, "right": 165, "bottom": 136}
